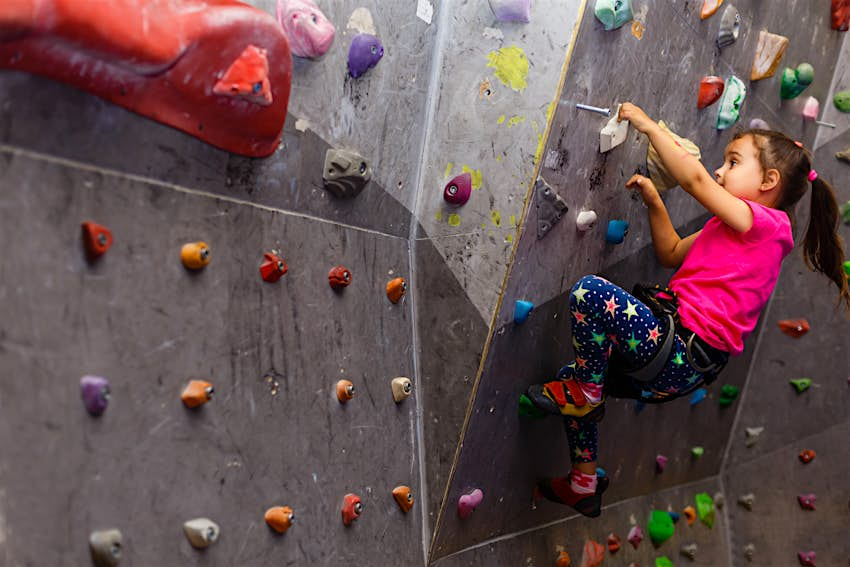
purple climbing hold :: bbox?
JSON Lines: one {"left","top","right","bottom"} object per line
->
{"left": 627, "top": 525, "right": 643, "bottom": 549}
{"left": 348, "top": 34, "right": 384, "bottom": 78}
{"left": 444, "top": 172, "right": 473, "bottom": 205}
{"left": 797, "top": 493, "right": 816, "bottom": 510}
{"left": 489, "top": 0, "right": 532, "bottom": 22}
{"left": 80, "top": 375, "right": 111, "bottom": 416}
{"left": 797, "top": 550, "right": 816, "bottom": 566}
{"left": 655, "top": 454, "right": 668, "bottom": 473}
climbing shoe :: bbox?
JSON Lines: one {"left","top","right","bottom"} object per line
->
{"left": 524, "top": 379, "right": 605, "bottom": 420}
{"left": 534, "top": 475, "right": 607, "bottom": 518}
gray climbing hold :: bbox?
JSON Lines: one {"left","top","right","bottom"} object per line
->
{"left": 744, "top": 426, "right": 764, "bottom": 447}
{"left": 89, "top": 529, "right": 122, "bottom": 567}
{"left": 183, "top": 518, "right": 220, "bottom": 549}
{"left": 323, "top": 149, "right": 372, "bottom": 198}
{"left": 681, "top": 543, "right": 698, "bottom": 561}
{"left": 737, "top": 493, "right": 755, "bottom": 511}
{"left": 716, "top": 5, "right": 740, "bottom": 49}
{"left": 743, "top": 543, "right": 756, "bottom": 562}
{"left": 536, "top": 178, "right": 568, "bottom": 239}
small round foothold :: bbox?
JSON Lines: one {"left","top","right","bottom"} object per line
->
{"left": 605, "top": 220, "right": 629, "bottom": 244}
{"left": 737, "top": 493, "right": 755, "bottom": 511}
{"left": 797, "top": 493, "right": 816, "bottom": 510}
{"left": 181, "top": 380, "right": 214, "bottom": 409}
{"left": 576, "top": 210, "right": 598, "bottom": 231}
{"left": 260, "top": 252, "right": 288, "bottom": 282}
{"left": 328, "top": 266, "right": 352, "bottom": 290}
{"left": 458, "top": 488, "right": 484, "bottom": 519}
{"left": 265, "top": 506, "right": 294, "bottom": 533}
{"left": 81, "top": 375, "right": 111, "bottom": 417}
{"left": 391, "top": 377, "right": 413, "bottom": 403}
{"left": 181, "top": 242, "right": 211, "bottom": 270}
{"left": 392, "top": 486, "right": 414, "bottom": 513}
{"left": 341, "top": 493, "right": 362, "bottom": 526}
{"left": 797, "top": 550, "right": 816, "bottom": 566}
{"left": 81, "top": 221, "right": 113, "bottom": 262}
{"left": 183, "top": 518, "right": 220, "bottom": 549}
{"left": 691, "top": 446, "right": 705, "bottom": 458}
{"left": 798, "top": 449, "right": 816, "bottom": 464}
{"left": 386, "top": 277, "right": 406, "bottom": 304}
{"left": 89, "top": 529, "right": 122, "bottom": 567}
{"left": 336, "top": 379, "right": 355, "bottom": 402}
{"left": 681, "top": 542, "right": 698, "bottom": 561}
{"left": 606, "top": 533, "right": 621, "bottom": 553}
{"left": 743, "top": 543, "right": 756, "bottom": 562}
{"left": 514, "top": 300, "right": 534, "bottom": 324}
{"left": 443, "top": 172, "right": 473, "bottom": 205}
{"left": 556, "top": 549, "right": 571, "bottom": 567}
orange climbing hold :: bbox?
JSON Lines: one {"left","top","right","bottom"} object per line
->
{"left": 778, "top": 319, "right": 810, "bottom": 338}
{"left": 341, "top": 493, "right": 362, "bottom": 526}
{"left": 260, "top": 252, "right": 288, "bottom": 282}
{"left": 751, "top": 30, "right": 789, "bottom": 81}
{"left": 556, "top": 550, "right": 571, "bottom": 567}
{"left": 392, "top": 486, "right": 414, "bottom": 513}
{"left": 579, "top": 539, "right": 605, "bottom": 567}
{"left": 81, "top": 221, "right": 113, "bottom": 262}
{"left": 181, "top": 242, "right": 211, "bottom": 270}
{"left": 264, "top": 506, "right": 294, "bottom": 533}
{"left": 181, "top": 380, "right": 214, "bottom": 408}
{"left": 700, "top": 0, "right": 724, "bottom": 20}
{"left": 606, "top": 533, "right": 621, "bottom": 553}
{"left": 386, "top": 277, "right": 407, "bottom": 303}
{"left": 799, "top": 449, "right": 816, "bottom": 464}
{"left": 336, "top": 380, "right": 355, "bottom": 402}
{"left": 684, "top": 505, "right": 697, "bottom": 525}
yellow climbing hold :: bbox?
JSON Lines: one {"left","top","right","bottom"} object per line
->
{"left": 448, "top": 214, "right": 461, "bottom": 227}
{"left": 444, "top": 162, "right": 453, "bottom": 178}
{"left": 486, "top": 46, "right": 529, "bottom": 92}
{"left": 497, "top": 115, "right": 506, "bottom": 124}
{"left": 491, "top": 210, "right": 502, "bottom": 227}
{"left": 462, "top": 165, "right": 483, "bottom": 189}
{"left": 507, "top": 115, "right": 526, "bottom": 128}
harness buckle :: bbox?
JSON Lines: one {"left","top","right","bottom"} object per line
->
{"left": 685, "top": 333, "right": 723, "bottom": 374}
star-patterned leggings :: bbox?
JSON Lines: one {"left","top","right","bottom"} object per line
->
{"left": 563, "top": 275, "right": 710, "bottom": 465}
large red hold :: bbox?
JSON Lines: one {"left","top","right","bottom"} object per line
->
{"left": 698, "top": 76, "right": 725, "bottom": 109}
{"left": 0, "top": 0, "right": 292, "bottom": 157}
{"left": 833, "top": 0, "right": 850, "bottom": 31}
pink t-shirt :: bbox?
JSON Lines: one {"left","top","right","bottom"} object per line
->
{"left": 669, "top": 200, "right": 794, "bottom": 356}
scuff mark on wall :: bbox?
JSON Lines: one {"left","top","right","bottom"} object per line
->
{"left": 347, "top": 7, "right": 376, "bottom": 35}
{"left": 486, "top": 46, "right": 529, "bottom": 92}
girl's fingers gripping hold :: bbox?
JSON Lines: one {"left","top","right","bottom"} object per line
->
{"left": 618, "top": 102, "right": 655, "bottom": 133}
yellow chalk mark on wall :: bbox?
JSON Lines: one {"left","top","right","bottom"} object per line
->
{"left": 435, "top": 210, "right": 442, "bottom": 221}
{"left": 462, "top": 165, "right": 483, "bottom": 189}
{"left": 444, "top": 162, "right": 453, "bottom": 178}
{"left": 486, "top": 46, "right": 529, "bottom": 92}
{"left": 497, "top": 115, "right": 506, "bottom": 124}
{"left": 448, "top": 214, "right": 461, "bottom": 227}
{"left": 506, "top": 234, "right": 513, "bottom": 243}
{"left": 491, "top": 210, "right": 502, "bottom": 227}
{"left": 495, "top": 155, "right": 502, "bottom": 162}
{"left": 510, "top": 214, "right": 517, "bottom": 227}
{"left": 507, "top": 115, "right": 526, "bottom": 128}
{"left": 534, "top": 101, "right": 557, "bottom": 164}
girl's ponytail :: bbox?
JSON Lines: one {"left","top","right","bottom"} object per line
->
{"left": 803, "top": 176, "right": 850, "bottom": 310}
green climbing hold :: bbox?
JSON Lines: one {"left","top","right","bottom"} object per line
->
{"left": 594, "top": 0, "right": 633, "bottom": 31}
{"left": 841, "top": 201, "right": 850, "bottom": 225}
{"left": 790, "top": 378, "right": 812, "bottom": 393}
{"left": 718, "top": 384, "right": 740, "bottom": 407}
{"left": 648, "top": 509, "right": 675, "bottom": 546}
{"left": 518, "top": 394, "right": 546, "bottom": 418}
{"left": 655, "top": 557, "right": 675, "bottom": 567}
{"left": 695, "top": 492, "right": 715, "bottom": 528}
{"left": 717, "top": 76, "right": 746, "bottom": 130}
{"left": 844, "top": 261, "right": 850, "bottom": 277}
{"left": 691, "top": 446, "right": 705, "bottom": 458}
{"left": 834, "top": 90, "right": 850, "bottom": 113}
{"left": 780, "top": 63, "right": 814, "bottom": 100}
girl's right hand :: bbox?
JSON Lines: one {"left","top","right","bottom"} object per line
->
{"left": 618, "top": 102, "right": 656, "bottom": 134}
{"left": 626, "top": 174, "right": 661, "bottom": 206}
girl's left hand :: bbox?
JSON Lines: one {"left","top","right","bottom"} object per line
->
{"left": 618, "top": 103, "right": 656, "bottom": 134}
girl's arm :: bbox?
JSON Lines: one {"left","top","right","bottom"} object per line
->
{"left": 619, "top": 103, "right": 754, "bottom": 233}
{"left": 626, "top": 174, "right": 701, "bottom": 268}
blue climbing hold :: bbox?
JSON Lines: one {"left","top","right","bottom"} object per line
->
{"left": 514, "top": 300, "right": 534, "bottom": 324}
{"left": 606, "top": 220, "right": 629, "bottom": 244}
{"left": 634, "top": 400, "right": 646, "bottom": 414}
{"left": 690, "top": 388, "right": 707, "bottom": 406}
{"left": 596, "top": 467, "right": 607, "bottom": 479}
{"left": 668, "top": 511, "right": 680, "bottom": 523}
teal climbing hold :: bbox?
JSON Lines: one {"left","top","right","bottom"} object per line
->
{"left": 834, "top": 90, "right": 850, "bottom": 113}
{"left": 594, "top": 0, "right": 633, "bottom": 31}
{"left": 514, "top": 300, "right": 534, "bottom": 324}
{"left": 790, "top": 378, "right": 812, "bottom": 393}
{"left": 690, "top": 387, "right": 707, "bottom": 405}
{"left": 718, "top": 384, "right": 740, "bottom": 407}
{"left": 648, "top": 510, "right": 675, "bottom": 547}
{"left": 606, "top": 220, "right": 629, "bottom": 244}
{"left": 518, "top": 393, "right": 546, "bottom": 418}
{"left": 717, "top": 76, "right": 746, "bottom": 130}
{"left": 695, "top": 492, "right": 715, "bottom": 528}
{"left": 655, "top": 557, "right": 675, "bottom": 567}
{"left": 779, "top": 63, "right": 814, "bottom": 100}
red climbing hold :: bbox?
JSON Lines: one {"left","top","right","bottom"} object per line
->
{"left": 698, "top": 76, "right": 725, "bottom": 109}
{"left": 832, "top": 0, "right": 850, "bottom": 31}
{"left": 797, "top": 550, "right": 816, "bottom": 566}
{"left": 260, "top": 252, "right": 288, "bottom": 282}
{"left": 81, "top": 221, "right": 113, "bottom": 262}
{"left": 443, "top": 172, "right": 473, "bottom": 205}
{"left": 797, "top": 493, "right": 816, "bottom": 510}
{"left": 341, "top": 493, "right": 362, "bottom": 526}
{"left": 799, "top": 449, "right": 816, "bottom": 464}
{"left": 579, "top": 539, "right": 605, "bottom": 567}
{"left": 606, "top": 533, "right": 621, "bottom": 554}
{"left": 556, "top": 550, "right": 571, "bottom": 567}
{"left": 328, "top": 266, "right": 352, "bottom": 289}
{"left": 778, "top": 318, "right": 810, "bottom": 338}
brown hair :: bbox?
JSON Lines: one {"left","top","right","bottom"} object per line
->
{"left": 733, "top": 129, "right": 850, "bottom": 311}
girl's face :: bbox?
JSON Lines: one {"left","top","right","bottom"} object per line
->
{"left": 714, "top": 135, "right": 774, "bottom": 203}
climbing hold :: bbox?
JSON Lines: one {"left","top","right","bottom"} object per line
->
{"left": 802, "top": 96, "right": 820, "bottom": 121}
{"left": 518, "top": 394, "right": 546, "bottom": 418}
{"left": 328, "top": 266, "right": 352, "bottom": 290}
{"left": 841, "top": 149, "right": 850, "bottom": 166}
{"left": 798, "top": 449, "right": 816, "bottom": 464}
{"left": 717, "top": 76, "right": 746, "bottom": 130}
{"left": 183, "top": 518, "right": 220, "bottom": 549}
{"left": 690, "top": 388, "right": 707, "bottom": 405}
{"left": 713, "top": 492, "right": 725, "bottom": 509}
{"left": 556, "top": 550, "right": 572, "bottom": 567}
{"left": 181, "top": 380, "right": 214, "bottom": 409}
{"left": 681, "top": 542, "right": 698, "bottom": 561}
{"left": 323, "top": 149, "right": 371, "bottom": 198}
{"left": 780, "top": 63, "right": 815, "bottom": 100}
{"left": 80, "top": 375, "right": 111, "bottom": 417}
{"left": 341, "top": 493, "right": 363, "bottom": 526}
{"left": 655, "top": 558, "right": 674, "bottom": 567}
{"left": 719, "top": 384, "right": 740, "bottom": 407}
{"left": 81, "top": 221, "right": 113, "bottom": 262}
{"left": 576, "top": 210, "right": 598, "bottom": 232}
{"left": 276, "top": 0, "right": 335, "bottom": 59}
{"left": 180, "top": 242, "right": 211, "bottom": 270}
{"left": 606, "top": 220, "right": 629, "bottom": 244}
{"left": 260, "top": 252, "right": 288, "bottom": 283}
{"left": 606, "top": 533, "right": 621, "bottom": 554}
{"left": 833, "top": 90, "right": 850, "bottom": 112}
{"left": 647, "top": 121, "right": 702, "bottom": 191}
{"left": 797, "top": 493, "right": 816, "bottom": 510}
{"left": 600, "top": 105, "right": 629, "bottom": 152}
{"left": 743, "top": 543, "right": 756, "bottom": 562}
{"left": 348, "top": 33, "right": 384, "bottom": 78}
{"left": 655, "top": 454, "right": 668, "bottom": 473}
{"left": 691, "top": 446, "right": 704, "bottom": 458}
{"left": 648, "top": 510, "right": 675, "bottom": 547}
{"left": 700, "top": 0, "right": 723, "bottom": 19}
{"left": 489, "top": 0, "right": 531, "bottom": 22}
{"left": 264, "top": 506, "right": 294, "bottom": 533}
{"left": 580, "top": 539, "right": 605, "bottom": 567}
{"left": 593, "top": 0, "right": 633, "bottom": 30}
{"left": 514, "top": 300, "right": 534, "bottom": 324}
{"left": 392, "top": 486, "right": 414, "bottom": 513}
{"left": 797, "top": 551, "right": 816, "bottom": 566}
{"left": 744, "top": 426, "right": 764, "bottom": 447}
{"left": 698, "top": 76, "right": 725, "bottom": 109}
{"left": 458, "top": 488, "right": 484, "bottom": 519}
{"left": 443, "top": 172, "right": 473, "bottom": 206}
{"left": 790, "top": 378, "right": 812, "bottom": 393}
{"left": 683, "top": 505, "right": 696, "bottom": 525}
{"left": 391, "top": 377, "right": 413, "bottom": 402}
{"left": 716, "top": 4, "right": 740, "bottom": 48}
{"left": 213, "top": 45, "right": 273, "bottom": 106}
{"left": 737, "top": 493, "right": 755, "bottom": 511}
{"left": 336, "top": 379, "right": 355, "bottom": 402}
{"left": 750, "top": 30, "right": 788, "bottom": 81}
{"left": 89, "top": 529, "right": 122, "bottom": 567}
{"left": 778, "top": 319, "right": 810, "bottom": 338}
{"left": 627, "top": 525, "right": 644, "bottom": 549}
{"left": 536, "top": 178, "right": 569, "bottom": 239}
{"left": 832, "top": 0, "right": 850, "bottom": 31}
{"left": 386, "top": 277, "right": 407, "bottom": 304}
{"left": 749, "top": 118, "right": 770, "bottom": 130}
{"left": 841, "top": 201, "right": 850, "bottom": 224}
{"left": 668, "top": 511, "right": 680, "bottom": 523}
{"left": 695, "top": 492, "right": 715, "bottom": 527}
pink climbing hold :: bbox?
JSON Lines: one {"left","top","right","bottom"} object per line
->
{"left": 797, "top": 550, "right": 816, "bottom": 566}
{"left": 797, "top": 493, "right": 816, "bottom": 510}
{"left": 443, "top": 172, "right": 473, "bottom": 205}
{"left": 627, "top": 525, "right": 643, "bottom": 549}
{"left": 655, "top": 454, "right": 668, "bottom": 473}
{"left": 458, "top": 488, "right": 484, "bottom": 519}
{"left": 802, "top": 97, "right": 820, "bottom": 121}
{"left": 276, "top": 0, "right": 336, "bottom": 59}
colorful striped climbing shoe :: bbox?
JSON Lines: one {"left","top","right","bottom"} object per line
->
{"left": 523, "top": 379, "right": 605, "bottom": 420}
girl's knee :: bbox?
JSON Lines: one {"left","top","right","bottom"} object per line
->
{"left": 572, "top": 275, "right": 600, "bottom": 293}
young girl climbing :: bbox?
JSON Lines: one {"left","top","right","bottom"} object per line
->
{"left": 520, "top": 102, "right": 850, "bottom": 518}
